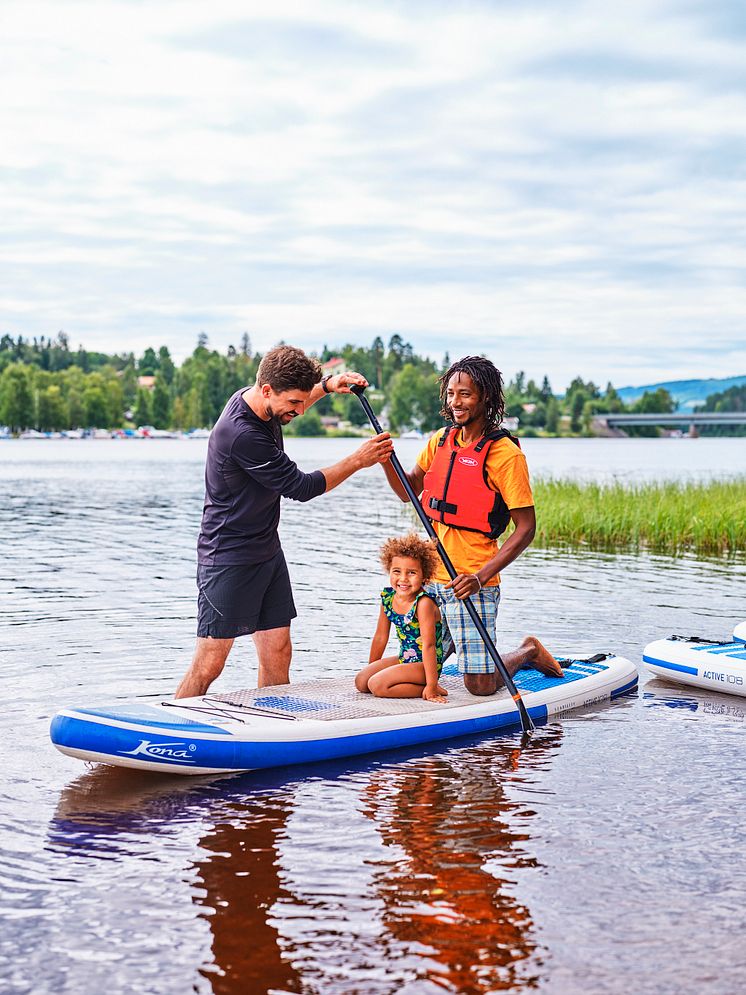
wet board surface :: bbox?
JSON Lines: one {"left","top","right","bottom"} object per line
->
{"left": 51, "top": 655, "right": 638, "bottom": 775}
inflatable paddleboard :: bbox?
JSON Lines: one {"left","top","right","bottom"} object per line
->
{"left": 50, "top": 655, "right": 638, "bottom": 776}
{"left": 643, "top": 631, "right": 746, "bottom": 697}
{"left": 734, "top": 622, "right": 746, "bottom": 643}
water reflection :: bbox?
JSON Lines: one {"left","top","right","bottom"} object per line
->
{"left": 50, "top": 729, "right": 563, "bottom": 994}
{"left": 643, "top": 680, "right": 746, "bottom": 723}
{"left": 192, "top": 792, "right": 303, "bottom": 994}
{"left": 361, "top": 729, "right": 562, "bottom": 993}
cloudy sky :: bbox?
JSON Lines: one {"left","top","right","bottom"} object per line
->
{"left": 2, "top": 0, "right": 745, "bottom": 388}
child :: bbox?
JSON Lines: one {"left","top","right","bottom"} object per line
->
{"left": 355, "top": 533, "right": 448, "bottom": 703}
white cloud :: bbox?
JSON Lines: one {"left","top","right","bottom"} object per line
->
{"left": 1, "top": 0, "right": 745, "bottom": 387}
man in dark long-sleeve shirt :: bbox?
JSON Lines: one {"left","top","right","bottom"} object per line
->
{"left": 175, "top": 345, "right": 392, "bottom": 698}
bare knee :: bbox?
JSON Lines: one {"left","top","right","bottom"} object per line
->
{"left": 368, "top": 673, "right": 389, "bottom": 697}
{"left": 354, "top": 672, "right": 371, "bottom": 693}
{"left": 464, "top": 673, "right": 498, "bottom": 696}
{"left": 193, "top": 638, "right": 231, "bottom": 675}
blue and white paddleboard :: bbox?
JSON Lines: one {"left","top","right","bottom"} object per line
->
{"left": 50, "top": 655, "right": 638, "bottom": 776}
{"left": 643, "top": 628, "right": 746, "bottom": 697}
{"left": 735, "top": 622, "right": 746, "bottom": 643}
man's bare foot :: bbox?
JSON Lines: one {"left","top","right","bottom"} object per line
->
{"left": 520, "top": 636, "right": 564, "bottom": 678}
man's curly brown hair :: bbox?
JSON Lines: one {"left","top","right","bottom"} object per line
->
{"left": 379, "top": 533, "right": 440, "bottom": 583}
{"left": 256, "top": 345, "right": 322, "bottom": 393}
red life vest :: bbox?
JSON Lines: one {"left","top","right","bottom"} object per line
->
{"left": 421, "top": 426, "right": 521, "bottom": 539}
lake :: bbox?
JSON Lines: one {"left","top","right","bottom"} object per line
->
{"left": 1, "top": 437, "right": 745, "bottom": 994}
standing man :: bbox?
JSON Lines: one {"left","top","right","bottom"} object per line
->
{"left": 175, "top": 345, "right": 393, "bottom": 698}
{"left": 381, "top": 355, "right": 562, "bottom": 695}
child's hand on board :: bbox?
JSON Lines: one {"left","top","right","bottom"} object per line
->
{"left": 422, "top": 683, "right": 448, "bottom": 703}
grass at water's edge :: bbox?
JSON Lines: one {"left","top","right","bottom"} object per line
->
{"left": 532, "top": 478, "right": 746, "bottom": 556}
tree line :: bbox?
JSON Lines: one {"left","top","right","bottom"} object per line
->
{"left": 0, "top": 330, "right": 736, "bottom": 436}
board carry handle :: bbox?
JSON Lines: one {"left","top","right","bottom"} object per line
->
{"left": 350, "top": 384, "right": 535, "bottom": 736}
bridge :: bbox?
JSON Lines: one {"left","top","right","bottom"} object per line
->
{"left": 593, "top": 411, "right": 746, "bottom": 434}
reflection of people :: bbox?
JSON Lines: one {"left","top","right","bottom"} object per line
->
{"left": 381, "top": 355, "right": 563, "bottom": 695}
{"left": 192, "top": 793, "right": 302, "bottom": 994}
{"left": 175, "top": 345, "right": 393, "bottom": 698}
{"left": 355, "top": 533, "right": 447, "bottom": 703}
{"left": 52, "top": 766, "right": 303, "bottom": 994}
{"left": 362, "top": 728, "right": 564, "bottom": 992}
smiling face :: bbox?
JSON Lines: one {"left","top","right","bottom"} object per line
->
{"left": 388, "top": 555, "right": 425, "bottom": 599}
{"left": 261, "top": 384, "right": 313, "bottom": 424}
{"left": 445, "top": 371, "right": 486, "bottom": 429}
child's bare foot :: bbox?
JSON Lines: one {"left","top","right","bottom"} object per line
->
{"left": 521, "top": 636, "right": 564, "bottom": 678}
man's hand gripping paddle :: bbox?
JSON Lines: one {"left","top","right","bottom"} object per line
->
{"left": 350, "top": 384, "right": 535, "bottom": 737}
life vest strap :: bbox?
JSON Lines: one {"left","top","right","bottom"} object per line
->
{"left": 428, "top": 497, "right": 458, "bottom": 515}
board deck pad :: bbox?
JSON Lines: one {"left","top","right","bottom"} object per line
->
{"left": 689, "top": 642, "right": 746, "bottom": 660}
{"left": 206, "top": 658, "right": 610, "bottom": 722}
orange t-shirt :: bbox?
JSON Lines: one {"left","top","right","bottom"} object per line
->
{"left": 416, "top": 429, "right": 533, "bottom": 586}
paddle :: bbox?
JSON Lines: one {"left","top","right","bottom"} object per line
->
{"left": 350, "top": 385, "right": 535, "bottom": 736}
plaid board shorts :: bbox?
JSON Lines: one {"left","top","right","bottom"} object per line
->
{"left": 425, "top": 582, "right": 501, "bottom": 675}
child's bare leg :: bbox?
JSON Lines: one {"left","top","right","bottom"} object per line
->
{"left": 355, "top": 656, "right": 400, "bottom": 693}
{"left": 368, "top": 663, "right": 427, "bottom": 699}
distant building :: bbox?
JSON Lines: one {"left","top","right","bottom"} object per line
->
{"left": 137, "top": 375, "right": 156, "bottom": 391}
{"left": 502, "top": 417, "right": 520, "bottom": 432}
{"left": 322, "top": 357, "right": 347, "bottom": 376}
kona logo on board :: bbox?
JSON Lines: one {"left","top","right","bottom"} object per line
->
{"left": 458, "top": 456, "right": 479, "bottom": 467}
{"left": 119, "top": 739, "right": 197, "bottom": 762}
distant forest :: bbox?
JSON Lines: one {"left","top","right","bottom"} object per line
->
{"left": 0, "top": 331, "right": 743, "bottom": 436}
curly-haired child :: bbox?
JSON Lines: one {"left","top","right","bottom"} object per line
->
{"left": 354, "top": 533, "right": 448, "bottom": 703}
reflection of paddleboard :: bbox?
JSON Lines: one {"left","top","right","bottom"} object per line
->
{"left": 643, "top": 632, "right": 746, "bottom": 697}
{"left": 643, "top": 681, "right": 746, "bottom": 722}
{"left": 50, "top": 656, "right": 638, "bottom": 776}
{"left": 735, "top": 622, "right": 746, "bottom": 643}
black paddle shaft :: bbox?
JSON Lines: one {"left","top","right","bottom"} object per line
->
{"left": 350, "top": 385, "right": 534, "bottom": 735}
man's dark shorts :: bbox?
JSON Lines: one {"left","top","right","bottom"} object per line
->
{"left": 196, "top": 550, "right": 297, "bottom": 639}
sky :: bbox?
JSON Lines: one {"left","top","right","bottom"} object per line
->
{"left": 2, "top": 0, "right": 746, "bottom": 389}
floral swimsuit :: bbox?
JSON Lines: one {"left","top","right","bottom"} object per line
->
{"left": 380, "top": 587, "right": 444, "bottom": 675}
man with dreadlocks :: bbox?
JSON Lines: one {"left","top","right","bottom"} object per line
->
{"left": 381, "top": 355, "right": 563, "bottom": 695}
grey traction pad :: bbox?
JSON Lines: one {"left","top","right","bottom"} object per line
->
{"left": 207, "top": 660, "right": 606, "bottom": 722}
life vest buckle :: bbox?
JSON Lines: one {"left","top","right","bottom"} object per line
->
{"left": 429, "top": 497, "right": 458, "bottom": 515}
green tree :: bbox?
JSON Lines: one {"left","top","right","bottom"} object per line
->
{"left": 288, "top": 407, "right": 325, "bottom": 436}
{"left": 628, "top": 387, "right": 675, "bottom": 437}
{"left": 171, "top": 396, "right": 186, "bottom": 430}
{"left": 545, "top": 395, "right": 559, "bottom": 434}
{"left": 38, "top": 385, "right": 68, "bottom": 431}
{"left": 138, "top": 347, "right": 158, "bottom": 375}
{"left": 158, "top": 346, "right": 175, "bottom": 385}
{"left": 105, "top": 374, "right": 124, "bottom": 428}
{"left": 387, "top": 364, "right": 442, "bottom": 432}
{"left": 83, "top": 386, "right": 109, "bottom": 428}
{"left": 134, "top": 387, "right": 152, "bottom": 427}
{"left": 570, "top": 390, "right": 586, "bottom": 433}
{"left": 0, "top": 363, "right": 34, "bottom": 432}
{"left": 371, "top": 336, "right": 384, "bottom": 388}
{"left": 121, "top": 365, "right": 138, "bottom": 409}
{"left": 184, "top": 386, "right": 203, "bottom": 428}
{"left": 151, "top": 376, "right": 172, "bottom": 429}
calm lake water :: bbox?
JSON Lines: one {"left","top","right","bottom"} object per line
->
{"left": 1, "top": 437, "right": 745, "bottom": 995}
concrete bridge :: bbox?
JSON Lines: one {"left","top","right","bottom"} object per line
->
{"left": 593, "top": 411, "right": 746, "bottom": 435}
